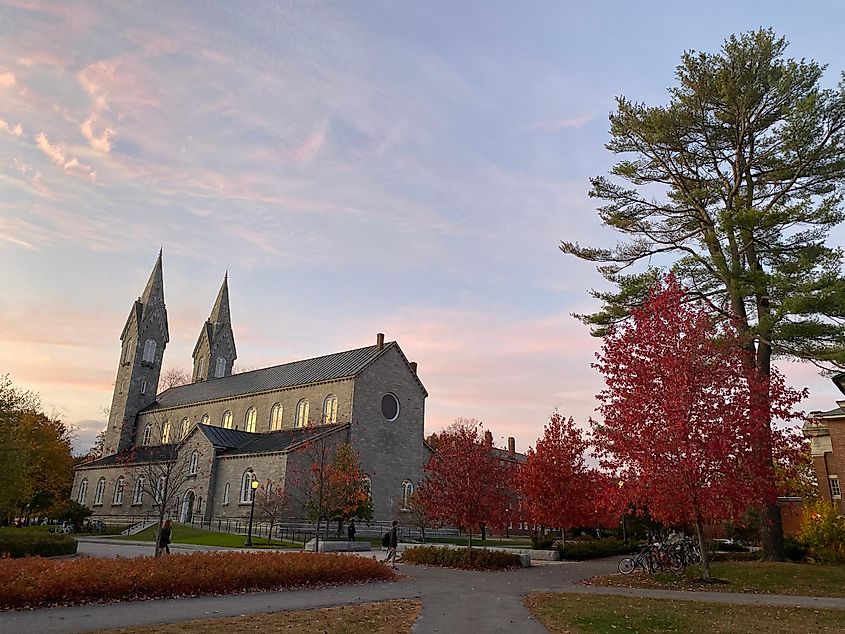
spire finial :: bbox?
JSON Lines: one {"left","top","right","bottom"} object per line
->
{"left": 159, "top": 246, "right": 163, "bottom": 257}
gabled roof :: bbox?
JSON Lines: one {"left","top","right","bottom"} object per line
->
{"left": 208, "top": 423, "right": 349, "bottom": 456}
{"left": 147, "top": 341, "right": 411, "bottom": 410}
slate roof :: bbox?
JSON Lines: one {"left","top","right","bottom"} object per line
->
{"left": 77, "top": 444, "right": 177, "bottom": 469}
{"left": 147, "top": 342, "right": 408, "bottom": 410}
{"left": 196, "top": 422, "right": 348, "bottom": 456}
{"left": 810, "top": 406, "right": 845, "bottom": 418}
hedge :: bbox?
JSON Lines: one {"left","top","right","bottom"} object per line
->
{"left": 401, "top": 546, "right": 521, "bottom": 570}
{"left": 0, "top": 529, "right": 77, "bottom": 558}
{"left": 0, "top": 551, "right": 395, "bottom": 610}
{"left": 558, "top": 538, "right": 641, "bottom": 561}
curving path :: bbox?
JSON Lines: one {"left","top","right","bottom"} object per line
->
{"left": 3, "top": 540, "right": 845, "bottom": 633}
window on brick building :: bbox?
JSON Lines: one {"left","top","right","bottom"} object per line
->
{"left": 143, "top": 339, "right": 156, "bottom": 363}
{"left": 401, "top": 480, "right": 414, "bottom": 511}
{"left": 132, "top": 476, "right": 145, "bottom": 505}
{"left": 143, "top": 423, "right": 152, "bottom": 445}
{"left": 113, "top": 476, "right": 125, "bottom": 505}
{"left": 215, "top": 356, "right": 226, "bottom": 378}
{"left": 830, "top": 476, "right": 841, "bottom": 499}
{"left": 77, "top": 478, "right": 88, "bottom": 504}
{"left": 241, "top": 470, "right": 257, "bottom": 503}
{"left": 270, "top": 403, "right": 283, "bottom": 430}
{"left": 123, "top": 338, "right": 133, "bottom": 363}
{"left": 201, "top": 413, "right": 209, "bottom": 425}
{"left": 323, "top": 394, "right": 338, "bottom": 424}
{"left": 222, "top": 410, "right": 233, "bottom": 429}
{"left": 296, "top": 400, "right": 309, "bottom": 428}
{"left": 189, "top": 450, "right": 199, "bottom": 475}
{"left": 161, "top": 420, "right": 172, "bottom": 444}
{"left": 94, "top": 477, "right": 106, "bottom": 505}
{"left": 222, "top": 482, "right": 230, "bottom": 505}
{"left": 245, "top": 407, "right": 257, "bottom": 432}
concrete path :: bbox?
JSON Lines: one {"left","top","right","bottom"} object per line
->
{"left": 3, "top": 542, "right": 845, "bottom": 633}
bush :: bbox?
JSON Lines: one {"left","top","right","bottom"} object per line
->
{"left": 713, "top": 540, "right": 750, "bottom": 553}
{"left": 51, "top": 500, "right": 92, "bottom": 528}
{"left": 784, "top": 538, "right": 809, "bottom": 562}
{"left": 531, "top": 534, "right": 556, "bottom": 550}
{"left": 558, "top": 538, "right": 641, "bottom": 561}
{"left": 0, "top": 528, "right": 77, "bottom": 558}
{"left": 800, "top": 499, "right": 845, "bottom": 563}
{"left": 401, "top": 546, "right": 521, "bottom": 570}
{"left": 0, "top": 550, "right": 394, "bottom": 610}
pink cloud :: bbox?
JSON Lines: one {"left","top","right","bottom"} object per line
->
{"left": 525, "top": 113, "right": 594, "bottom": 132}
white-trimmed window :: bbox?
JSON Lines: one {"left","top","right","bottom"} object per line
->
{"left": 162, "top": 420, "right": 171, "bottom": 444}
{"left": 155, "top": 475, "right": 166, "bottom": 504}
{"left": 197, "top": 356, "right": 205, "bottom": 378}
{"left": 143, "top": 423, "right": 152, "bottom": 445}
{"left": 113, "top": 476, "right": 125, "bottom": 505}
{"left": 401, "top": 480, "right": 414, "bottom": 511}
{"left": 362, "top": 475, "right": 372, "bottom": 501}
{"left": 215, "top": 356, "right": 226, "bottom": 378}
{"left": 196, "top": 495, "right": 202, "bottom": 513}
{"left": 323, "top": 394, "right": 338, "bottom": 424}
{"left": 77, "top": 478, "right": 88, "bottom": 504}
{"left": 132, "top": 476, "right": 144, "bottom": 505}
{"left": 241, "top": 470, "right": 257, "bottom": 503}
{"left": 201, "top": 413, "right": 209, "bottom": 425}
{"left": 245, "top": 407, "right": 257, "bottom": 432}
{"left": 123, "top": 337, "right": 133, "bottom": 363}
{"left": 176, "top": 417, "right": 188, "bottom": 441}
{"left": 222, "top": 482, "right": 230, "bottom": 505}
{"left": 94, "top": 477, "right": 106, "bottom": 505}
{"left": 189, "top": 449, "right": 199, "bottom": 475}
{"left": 141, "top": 380, "right": 147, "bottom": 395}
{"left": 270, "top": 403, "right": 283, "bottom": 431}
{"left": 143, "top": 338, "right": 156, "bottom": 363}
{"left": 830, "top": 476, "right": 842, "bottom": 499}
{"left": 295, "top": 399, "right": 309, "bottom": 428}
{"left": 222, "top": 410, "right": 233, "bottom": 429}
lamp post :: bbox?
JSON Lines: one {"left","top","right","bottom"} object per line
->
{"left": 245, "top": 479, "right": 260, "bottom": 547}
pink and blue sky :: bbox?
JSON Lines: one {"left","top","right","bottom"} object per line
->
{"left": 1, "top": 1, "right": 844, "bottom": 454}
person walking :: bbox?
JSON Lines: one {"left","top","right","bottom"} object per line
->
{"left": 348, "top": 519, "right": 356, "bottom": 542}
{"left": 158, "top": 519, "right": 173, "bottom": 555}
{"left": 381, "top": 520, "right": 399, "bottom": 569}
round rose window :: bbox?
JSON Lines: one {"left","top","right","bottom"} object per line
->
{"left": 381, "top": 393, "right": 399, "bottom": 421}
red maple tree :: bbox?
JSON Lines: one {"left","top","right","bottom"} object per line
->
{"left": 417, "top": 419, "right": 511, "bottom": 547}
{"left": 518, "top": 413, "right": 600, "bottom": 546}
{"left": 593, "top": 276, "right": 805, "bottom": 580}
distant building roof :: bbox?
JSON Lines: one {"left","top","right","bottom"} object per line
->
{"left": 145, "top": 341, "right": 425, "bottom": 411}
{"left": 810, "top": 406, "right": 845, "bottom": 419}
{"left": 197, "top": 422, "right": 349, "bottom": 456}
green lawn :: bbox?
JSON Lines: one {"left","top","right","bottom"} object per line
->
{"left": 525, "top": 593, "right": 845, "bottom": 633}
{"left": 588, "top": 561, "right": 845, "bottom": 597}
{"left": 114, "top": 523, "right": 302, "bottom": 549}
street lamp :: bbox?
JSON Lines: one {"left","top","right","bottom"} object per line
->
{"left": 245, "top": 479, "right": 260, "bottom": 547}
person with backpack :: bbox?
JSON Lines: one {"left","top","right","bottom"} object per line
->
{"left": 348, "top": 519, "right": 356, "bottom": 542}
{"left": 381, "top": 520, "right": 399, "bottom": 569}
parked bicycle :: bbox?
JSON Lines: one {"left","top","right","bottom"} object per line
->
{"left": 618, "top": 540, "right": 687, "bottom": 575}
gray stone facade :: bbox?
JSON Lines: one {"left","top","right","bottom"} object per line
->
{"left": 73, "top": 254, "right": 428, "bottom": 525}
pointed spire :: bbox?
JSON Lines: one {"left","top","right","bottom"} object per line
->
{"left": 209, "top": 272, "right": 231, "bottom": 325}
{"left": 140, "top": 250, "right": 165, "bottom": 309}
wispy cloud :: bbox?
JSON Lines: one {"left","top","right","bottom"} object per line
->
{"left": 80, "top": 115, "right": 114, "bottom": 153}
{"left": 0, "top": 118, "right": 23, "bottom": 137}
{"left": 0, "top": 69, "right": 17, "bottom": 88}
{"left": 525, "top": 113, "right": 594, "bottom": 132}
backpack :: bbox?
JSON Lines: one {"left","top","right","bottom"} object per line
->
{"left": 382, "top": 531, "right": 391, "bottom": 547}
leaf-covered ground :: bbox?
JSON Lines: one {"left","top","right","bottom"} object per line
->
{"left": 525, "top": 593, "right": 845, "bottom": 633}
{"left": 101, "top": 600, "right": 421, "bottom": 634}
{"left": 584, "top": 561, "right": 845, "bottom": 597}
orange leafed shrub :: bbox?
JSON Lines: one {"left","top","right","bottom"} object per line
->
{"left": 0, "top": 551, "right": 394, "bottom": 610}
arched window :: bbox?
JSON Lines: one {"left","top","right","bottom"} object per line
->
{"left": 94, "top": 477, "right": 106, "bottom": 505}
{"left": 215, "top": 356, "right": 226, "bottom": 378}
{"left": 241, "top": 470, "right": 257, "bottom": 503}
{"left": 401, "top": 480, "right": 414, "bottom": 511}
{"left": 179, "top": 417, "right": 190, "bottom": 441}
{"left": 120, "top": 379, "right": 128, "bottom": 393}
{"left": 196, "top": 495, "right": 202, "bottom": 513}
{"left": 113, "top": 476, "right": 125, "bottom": 505}
{"left": 197, "top": 356, "right": 205, "bottom": 378}
{"left": 362, "top": 474, "right": 372, "bottom": 501}
{"left": 123, "top": 337, "right": 133, "bottom": 363}
{"left": 132, "top": 476, "right": 145, "bottom": 504}
{"left": 77, "top": 478, "right": 88, "bottom": 504}
{"left": 269, "top": 403, "right": 283, "bottom": 430}
{"left": 161, "top": 420, "right": 172, "bottom": 444}
{"left": 295, "top": 399, "right": 309, "bottom": 428}
{"left": 222, "top": 482, "right": 230, "bottom": 505}
{"left": 143, "top": 423, "right": 152, "bottom": 445}
{"left": 143, "top": 339, "right": 156, "bottom": 363}
{"left": 201, "top": 413, "right": 209, "bottom": 425}
{"left": 323, "top": 394, "right": 338, "bottom": 424}
{"left": 222, "top": 410, "right": 233, "bottom": 429}
{"left": 244, "top": 407, "right": 257, "bottom": 432}
{"left": 156, "top": 475, "right": 167, "bottom": 504}
{"left": 189, "top": 449, "right": 199, "bottom": 475}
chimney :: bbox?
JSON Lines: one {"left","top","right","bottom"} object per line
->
{"left": 409, "top": 361, "right": 417, "bottom": 374}
{"left": 376, "top": 333, "right": 384, "bottom": 350}
{"left": 508, "top": 437, "right": 515, "bottom": 456}
{"left": 484, "top": 430, "right": 493, "bottom": 447}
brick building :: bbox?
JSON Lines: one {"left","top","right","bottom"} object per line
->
{"left": 804, "top": 372, "right": 845, "bottom": 512}
{"left": 72, "top": 253, "right": 428, "bottom": 524}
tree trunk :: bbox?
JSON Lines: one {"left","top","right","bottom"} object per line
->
{"left": 421, "top": 526, "right": 426, "bottom": 544}
{"left": 154, "top": 515, "right": 164, "bottom": 558}
{"left": 695, "top": 515, "right": 711, "bottom": 582}
{"left": 468, "top": 529, "right": 472, "bottom": 549}
{"left": 315, "top": 519, "right": 320, "bottom": 551}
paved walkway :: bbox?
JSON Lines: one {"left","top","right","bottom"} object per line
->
{"left": 2, "top": 541, "right": 845, "bottom": 633}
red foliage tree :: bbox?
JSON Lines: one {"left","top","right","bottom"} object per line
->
{"left": 593, "top": 276, "right": 805, "bottom": 580}
{"left": 518, "top": 413, "right": 599, "bottom": 545}
{"left": 417, "top": 419, "right": 511, "bottom": 547}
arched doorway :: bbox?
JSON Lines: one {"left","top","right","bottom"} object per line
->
{"left": 181, "top": 490, "right": 195, "bottom": 523}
